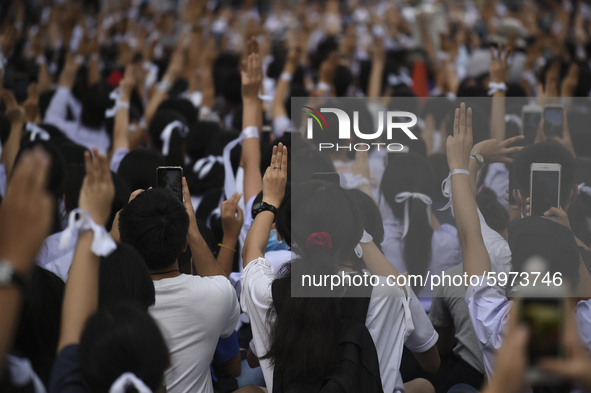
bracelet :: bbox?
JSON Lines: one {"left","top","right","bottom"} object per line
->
{"left": 450, "top": 169, "right": 470, "bottom": 176}
{"left": 280, "top": 72, "right": 292, "bottom": 82}
{"left": 218, "top": 243, "right": 236, "bottom": 253}
{"left": 488, "top": 82, "right": 507, "bottom": 96}
{"left": 35, "top": 56, "right": 46, "bottom": 65}
{"left": 317, "top": 81, "right": 331, "bottom": 92}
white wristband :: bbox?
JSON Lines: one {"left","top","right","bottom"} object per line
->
{"left": 488, "top": 82, "right": 507, "bottom": 96}
{"left": 241, "top": 126, "right": 259, "bottom": 140}
{"left": 280, "top": 72, "right": 292, "bottom": 82}
{"left": 59, "top": 208, "right": 117, "bottom": 257}
{"left": 35, "top": 56, "right": 46, "bottom": 65}
{"left": 317, "top": 81, "right": 331, "bottom": 92}
{"left": 450, "top": 169, "right": 470, "bottom": 176}
{"left": 157, "top": 77, "right": 171, "bottom": 93}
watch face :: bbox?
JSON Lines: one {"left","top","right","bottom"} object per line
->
{"left": 253, "top": 202, "right": 263, "bottom": 212}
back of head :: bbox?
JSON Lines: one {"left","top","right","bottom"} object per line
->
{"left": 476, "top": 187, "right": 510, "bottom": 236}
{"left": 99, "top": 243, "right": 155, "bottom": 310}
{"left": 81, "top": 82, "right": 112, "bottom": 129}
{"left": 290, "top": 149, "right": 336, "bottom": 186}
{"left": 15, "top": 266, "right": 64, "bottom": 385}
{"left": 427, "top": 153, "right": 451, "bottom": 204}
{"left": 265, "top": 180, "right": 363, "bottom": 381}
{"left": 513, "top": 141, "right": 575, "bottom": 209}
{"left": 80, "top": 302, "right": 168, "bottom": 393}
{"left": 148, "top": 110, "right": 188, "bottom": 167}
{"left": 119, "top": 188, "right": 189, "bottom": 270}
{"left": 508, "top": 216, "right": 580, "bottom": 288}
{"left": 380, "top": 152, "right": 436, "bottom": 285}
{"left": 156, "top": 98, "right": 198, "bottom": 127}
{"left": 185, "top": 121, "right": 220, "bottom": 162}
{"left": 118, "top": 148, "right": 166, "bottom": 191}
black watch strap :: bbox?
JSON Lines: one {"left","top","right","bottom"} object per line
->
{"left": 11, "top": 271, "right": 26, "bottom": 290}
{"left": 253, "top": 202, "right": 278, "bottom": 220}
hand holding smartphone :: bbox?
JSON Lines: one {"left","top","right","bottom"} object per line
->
{"left": 157, "top": 166, "right": 184, "bottom": 201}
{"left": 529, "top": 163, "right": 561, "bottom": 219}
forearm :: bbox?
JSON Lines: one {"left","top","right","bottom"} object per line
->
{"left": 143, "top": 90, "right": 166, "bottom": 125}
{"left": 58, "top": 231, "right": 99, "bottom": 351}
{"left": 468, "top": 157, "right": 480, "bottom": 197}
{"left": 201, "top": 68, "right": 215, "bottom": 110}
{"left": 490, "top": 95, "right": 506, "bottom": 141}
{"left": 3, "top": 123, "right": 24, "bottom": 178}
{"left": 112, "top": 92, "right": 130, "bottom": 152}
{"left": 37, "top": 64, "right": 51, "bottom": 94}
{"left": 273, "top": 63, "right": 295, "bottom": 119}
{"left": 451, "top": 174, "right": 491, "bottom": 277}
{"left": 367, "top": 60, "right": 384, "bottom": 98}
{"left": 242, "top": 136, "right": 262, "bottom": 203}
{"left": 88, "top": 57, "right": 100, "bottom": 86}
{"left": 189, "top": 229, "right": 227, "bottom": 277}
{"left": 0, "top": 287, "right": 21, "bottom": 371}
{"left": 217, "top": 235, "right": 238, "bottom": 276}
{"left": 243, "top": 211, "right": 274, "bottom": 268}
{"left": 361, "top": 241, "right": 403, "bottom": 281}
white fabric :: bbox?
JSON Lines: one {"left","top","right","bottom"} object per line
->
{"left": 483, "top": 163, "right": 510, "bottom": 210}
{"left": 110, "top": 148, "right": 129, "bottom": 173}
{"left": 272, "top": 115, "right": 291, "bottom": 139}
{"left": 579, "top": 182, "right": 591, "bottom": 197}
{"left": 394, "top": 192, "right": 432, "bottom": 239}
{"left": 26, "top": 122, "right": 50, "bottom": 141}
{"left": 0, "top": 163, "right": 6, "bottom": 199}
{"left": 6, "top": 355, "right": 46, "bottom": 393}
{"left": 222, "top": 126, "right": 258, "bottom": 201}
{"left": 150, "top": 274, "right": 240, "bottom": 393}
{"left": 59, "top": 208, "right": 117, "bottom": 257}
{"left": 241, "top": 257, "right": 420, "bottom": 393}
{"left": 160, "top": 120, "right": 189, "bottom": 156}
{"left": 193, "top": 155, "right": 223, "bottom": 180}
{"left": 36, "top": 229, "right": 76, "bottom": 281}
{"left": 487, "top": 82, "right": 507, "bottom": 96}
{"left": 439, "top": 169, "right": 471, "bottom": 215}
{"left": 44, "top": 87, "right": 111, "bottom": 154}
{"left": 109, "top": 372, "right": 151, "bottom": 393}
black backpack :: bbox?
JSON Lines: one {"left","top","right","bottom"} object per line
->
{"left": 271, "top": 275, "right": 384, "bottom": 393}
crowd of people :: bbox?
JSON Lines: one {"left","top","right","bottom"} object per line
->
{"left": 2, "top": 0, "right": 591, "bottom": 393}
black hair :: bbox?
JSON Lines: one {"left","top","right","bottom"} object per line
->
{"left": 156, "top": 98, "right": 198, "bottom": 127}
{"left": 148, "top": 109, "right": 188, "bottom": 167}
{"left": 263, "top": 181, "right": 363, "bottom": 381}
{"left": 62, "top": 164, "right": 130, "bottom": 231}
{"left": 178, "top": 219, "right": 217, "bottom": 273}
{"left": 99, "top": 243, "right": 155, "bottom": 310}
{"left": 79, "top": 302, "right": 168, "bottom": 393}
{"left": 117, "top": 148, "right": 166, "bottom": 191}
{"left": 38, "top": 90, "right": 56, "bottom": 120}
{"left": 427, "top": 153, "right": 450, "bottom": 204}
{"left": 59, "top": 142, "right": 90, "bottom": 166}
{"left": 380, "top": 152, "right": 436, "bottom": 292}
{"left": 81, "top": 82, "right": 113, "bottom": 130}
{"left": 513, "top": 141, "right": 575, "bottom": 209}
{"left": 119, "top": 188, "right": 190, "bottom": 270}
{"left": 14, "top": 266, "right": 64, "bottom": 386}
{"left": 348, "top": 188, "right": 385, "bottom": 248}
{"left": 476, "top": 187, "right": 510, "bottom": 235}
{"left": 333, "top": 65, "right": 353, "bottom": 97}
{"left": 0, "top": 114, "right": 10, "bottom": 147}
{"left": 290, "top": 149, "right": 336, "bottom": 186}
{"left": 185, "top": 121, "right": 220, "bottom": 162}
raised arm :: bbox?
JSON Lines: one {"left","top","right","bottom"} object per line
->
{"left": 447, "top": 104, "right": 491, "bottom": 279}
{"left": 182, "top": 177, "right": 228, "bottom": 278}
{"left": 0, "top": 148, "right": 53, "bottom": 370}
{"left": 58, "top": 149, "right": 115, "bottom": 352}
{"left": 44, "top": 53, "right": 81, "bottom": 125}
{"left": 367, "top": 37, "right": 385, "bottom": 98}
{"left": 111, "top": 65, "right": 136, "bottom": 153}
{"left": 241, "top": 52, "right": 263, "bottom": 204}
{"left": 219, "top": 192, "right": 244, "bottom": 276}
{"left": 489, "top": 45, "right": 510, "bottom": 142}
{"left": 1, "top": 90, "right": 25, "bottom": 178}
{"left": 273, "top": 44, "right": 301, "bottom": 119}
{"left": 243, "top": 144, "right": 287, "bottom": 267}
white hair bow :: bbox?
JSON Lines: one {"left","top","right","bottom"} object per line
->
{"left": 59, "top": 208, "right": 117, "bottom": 257}
{"left": 7, "top": 355, "right": 46, "bottom": 393}
{"left": 160, "top": 120, "right": 189, "bottom": 156}
{"left": 105, "top": 89, "right": 130, "bottom": 119}
{"left": 579, "top": 182, "right": 591, "bottom": 197}
{"left": 109, "top": 372, "right": 151, "bottom": 393}
{"left": 26, "top": 122, "right": 50, "bottom": 142}
{"left": 394, "top": 192, "right": 432, "bottom": 239}
{"left": 193, "top": 155, "right": 223, "bottom": 180}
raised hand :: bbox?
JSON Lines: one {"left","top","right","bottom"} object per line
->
{"left": 221, "top": 192, "right": 244, "bottom": 241}
{"left": 58, "top": 53, "right": 82, "bottom": 89}
{"left": 22, "top": 83, "right": 39, "bottom": 122}
{"left": 79, "top": 149, "right": 115, "bottom": 227}
{"left": 471, "top": 135, "right": 524, "bottom": 164}
{"left": 489, "top": 44, "right": 511, "bottom": 84}
{"left": 241, "top": 53, "right": 262, "bottom": 101}
{"left": 262, "top": 143, "right": 288, "bottom": 208}
{"left": 0, "top": 147, "right": 53, "bottom": 274}
{"left": 119, "top": 64, "right": 137, "bottom": 99}
{"left": 2, "top": 90, "right": 25, "bottom": 125}
{"left": 446, "top": 103, "right": 473, "bottom": 171}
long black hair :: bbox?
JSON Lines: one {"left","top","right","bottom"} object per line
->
{"left": 380, "top": 152, "right": 436, "bottom": 291}
{"left": 262, "top": 181, "right": 363, "bottom": 382}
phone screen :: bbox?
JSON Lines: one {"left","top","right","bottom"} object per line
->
{"left": 311, "top": 172, "right": 340, "bottom": 185}
{"left": 543, "top": 107, "right": 563, "bottom": 139}
{"left": 521, "top": 298, "right": 563, "bottom": 364}
{"left": 157, "top": 167, "right": 183, "bottom": 201}
{"left": 531, "top": 170, "right": 560, "bottom": 216}
{"left": 523, "top": 111, "right": 542, "bottom": 145}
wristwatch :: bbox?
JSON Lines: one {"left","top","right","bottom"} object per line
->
{"left": 252, "top": 201, "right": 278, "bottom": 221}
{"left": 470, "top": 152, "right": 484, "bottom": 168}
{"left": 0, "top": 259, "right": 26, "bottom": 290}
